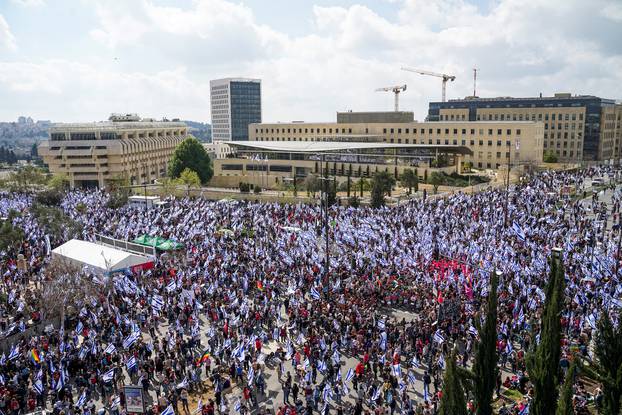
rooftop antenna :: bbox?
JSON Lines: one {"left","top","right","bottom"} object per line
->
{"left": 473, "top": 68, "right": 478, "bottom": 97}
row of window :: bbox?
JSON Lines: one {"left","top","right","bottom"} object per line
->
{"left": 440, "top": 112, "right": 585, "bottom": 122}
{"left": 255, "top": 127, "right": 522, "bottom": 136}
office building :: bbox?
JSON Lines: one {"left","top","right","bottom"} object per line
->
{"left": 428, "top": 93, "right": 620, "bottom": 162}
{"left": 210, "top": 78, "right": 261, "bottom": 142}
{"left": 38, "top": 114, "right": 188, "bottom": 188}
{"left": 208, "top": 111, "right": 543, "bottom": 188}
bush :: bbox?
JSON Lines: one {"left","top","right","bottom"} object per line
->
{"left": 35, "top": 189, "right": 63, "bottom": 206}
{"left": 239, "top": 182, "right": 251, "bottom": 193}
{"left": 253, "top": 185, "right": 262, "bottom": 194}
{"left": 348, "top": 196, "right": 360, "bottom": 208}
{"left": 543, "top": 151, "right": 558, "bottom": 163}
{"left": 75, "top": 203, "right": 87, "bottom": 214}
{"left": 107, "top": 191, "right": 128, "bottom": 209}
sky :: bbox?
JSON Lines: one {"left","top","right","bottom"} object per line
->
{"left": 0, "top": 0, "right": 621, "bottom": 124}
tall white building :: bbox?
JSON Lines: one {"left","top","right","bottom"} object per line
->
{"left": 210, "top": 78, "right": 261, "bottom": 142}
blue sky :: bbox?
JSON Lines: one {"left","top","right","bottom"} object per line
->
{"left": 0, "top": 0, "right": 620, "bottom": 123}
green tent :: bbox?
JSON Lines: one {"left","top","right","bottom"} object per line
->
{"left": 133, "top": 235, "right": 184, "bottom": 251}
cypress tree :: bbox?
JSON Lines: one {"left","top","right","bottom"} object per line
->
{"left": 439, "top": 350, "right": 467, "bottom": 415}
{"left": 556, "top": 361, "right": 576, "bottom": 415}
{"left": 527, "top": 255, "right": 565, "bottom": 415}
{"left": 580, "top": 308, "right": 622, "bottom": 415}
{"left": 471, "top": 270, "right": 499, "bottom": 415}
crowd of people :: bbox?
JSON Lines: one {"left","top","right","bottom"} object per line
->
{"left": 0, "top": 165, "right": 620, "bottom": 415}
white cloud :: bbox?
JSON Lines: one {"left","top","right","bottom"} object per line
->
{"left": 10, "top": 0, "right": 45, "bottom": 6}
{"left": 0, "top": 0, "right": 621, "bottom": 123}
{"left": 0, "top": 14, "right": 17, "bottom": 51}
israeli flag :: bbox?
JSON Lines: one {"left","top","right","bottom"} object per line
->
{"left": 438, "top": 354, "right": 445, "bottom": 370}
{"left": 379, "top": 354, "right": 386, "bottom": 365}
{"left": 126, "top": 356, "right": 137, "bottom": 371}
{"left": 518, "top": 404, "right": 529, "bottom": 415}
{"left": 55, "top": 369, "right": 66, "bottom": 392}
{"left": 345, "top": 368, "right": 355, "bottom": 382}
{"left": 304, "top": 370, "right": 311, "bottom": 383}
{"left": 177, "top": 377, "right": 189, "bottom": 389}
{"left": 8, "top": 345, "right": 19, "bottom": 361}
{"left": 332, "top": 349, "right": 340, "bottom": 365}
{"left": 323, "top": 384, "right": 333, "bottom": 403}
{"left": 151, "top": 295, "right": 164, "bottom": 311}
{"left": 161, "top": 404, "right": 175, "bottom": 415}
{"left": 342, "top": 382, "right": 350, "bottom": 396}
{"left": 408, "top": 371, "right": 417, "bottom": 385}
{"left": 468, "top": 326, "right": 478, "bottom": 337}
{"left": 318, "top": 360, "right": 327, "bottom": 373}
{"left": 371, "top": 386, "right": 382, "bottom": 402}
{"left": 234, "top": 399, "right": 241, "bottom": 413}
{"left": 104, "top": 344, "right": 116, "bottom": 355}
{"left": 247, "top": 367, "right": 255, "bottom": 384}
{"left": 112, "top": 396, "right": 121, "bottom": 408}
{"left": 102, "top": 368, "right": 115, "bottom": 383}
{"left": 433, "top": 330, "right": 445, "bottom": 344}
{"left": 76, "top": 391, "right": 87, "bottom": 408}
{"left": 505, "top": 341, "right": 513, "bottom": 354}
{"left": 76, "top": 321, "right": 84, "bottom": 334}
{"left": 412, "top": 355, "right": 420, "bottom": 368}
{"left": 33, "top": 379, "right": 44, "bottom": 395}
{"left": 310, "top": 287, "right": 321, "bottom": 300}
{"left": 377, "top": 319, "right": 386, "bottom": 330}
{"left": 392, "top": 364, "right": 402, "bottom": 378}
{"left": 123, "top": 332, "right": 140, "bottom": 349}
{"left": 512, "top": 222, "right": 526, "bottom": 242}
{"left": 166, "top": 280, "right": 177, "bottom": 293}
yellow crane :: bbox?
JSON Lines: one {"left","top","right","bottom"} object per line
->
{"left": 375, "top": 84, "right": 407, "bottom": 111}
{"left": 401, "top": 67, "right": 456, "bottom": 102}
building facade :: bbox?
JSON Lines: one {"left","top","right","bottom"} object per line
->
{"left": 210, "top": 78, "right": 261, "bottom": 142}
{"left": 248, "top": 119, "right": 543, "bottom": 170}
{"left": 38, "top": 114, "right": 187, "bottom": 188}
{"left": 428, "top": 93, "right": 619, "bottom": 162}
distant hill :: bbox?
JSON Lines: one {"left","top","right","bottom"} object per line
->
{"left": 183, "top": 120, "right": 212, "bottom": 142}
{"left": 0, "top": 117, "right": 50, "bottom": 156}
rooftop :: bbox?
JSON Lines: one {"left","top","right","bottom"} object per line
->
{"left": 433, "top": 94, "right": 616, "bottom": 104}
{"left": 227, "top": 140, "right": 473, "bottom": 155}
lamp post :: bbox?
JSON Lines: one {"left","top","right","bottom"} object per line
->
{"left": 318, "top": 153, "right": 331, "bottom": 279}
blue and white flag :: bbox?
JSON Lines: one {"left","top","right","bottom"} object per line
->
{"left": 518, "top": 404, "right": 529, "bottom": 415}
{"left": 318, "top": 360, "right": 327, "bottom": 374}
{"left": 166, "top": 280, "right": 177, "bottom": 293}
{"left": 102, "top": 368, "right": 115, "bottom": 383}
{"left": 177, "top": 377, "right": 189, "bottom": 389}
{"left": 310, "top": 287, "right": 321, "bottom": 300}
{"left": 123, "top": 332, "right": 140, "bottom": 349}
{"left": 76, "top": 321, "right": 84, "bottom": 334}
{"left": 161, "top": 404, "right": 175, "bottom": 415}
{"left": 234, "top": 399, "right": 241, "bottom": 413}
{"left": 371, "top": 386, "right": 382, "bottom": 402}
{"left": 104, "top": 344, "right": 116, "bottom": 355}
{"left": 323, "top": 384, "right": 333, "bottom": 403}
{"left": 505, "top": 341, "right": 513, "bottom": 354}
{"left": 8, "top": 345, "right": 19, "bottom": 361}
{"left": 126, "top": 356, "right": 137, "bottom": 371}
{"left": 342, "top": 382, "right": 350, "bottom": 396}
{"left": 55, "top": 369, "right": 66, "bottom": 392}
{"left": 408, "top": 371, "right": 417, "bottom": 385}
{"left": 112, "top": 396, "right": 121, "bottom": 408}
{"left": 438, "top": 354, "right": 445, "bottom": 370}
{"left": 345, "top": 368, "right": 355, "bottom": 382}
{"left": 468, "top": 325, "right": 478, "bottom": 337}
{"left": 392, "top": 364, "right": 402, "bottom": 378}
{"left": 433, "top": 330, "right": 445, "bottom": 344}
{"left": 512, "top": 222, "right": 526, "bottom": 242}
{"left": 33, "top": 379, "right": 43, "bottom": 395}
{"left": 411, "top": 355, "right": 420, "bottom": 368}
{"left": 76, "top": 391, "right": 87, "bottom": 407}
{"left": 377, "top": 319, "right": 386, "bottom": 330}
{"left": 151, "top": 295, "right": 164, "bottom": 311}
{"left": 247, "top": 367, "right": 254, "bottom": 385}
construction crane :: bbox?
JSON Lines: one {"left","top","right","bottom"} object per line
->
{"left": 375, "top": 85, "right": 407, "bottom": 111}
{"left": 401, "top": 67, "right": 456, "bottom": 102}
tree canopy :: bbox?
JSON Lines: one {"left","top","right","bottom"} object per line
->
{"left": 168, "top": 136, "right": 213, "bottom": 184}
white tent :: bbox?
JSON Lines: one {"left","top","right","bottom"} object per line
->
{"left": 51, "top": 239, "right": 152, "bottom": 274}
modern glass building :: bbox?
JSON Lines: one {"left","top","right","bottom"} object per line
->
{"left": 210, "top": 78, "right": 261, "bottom": 142}
{"left": 428, "top": 93, "right": 619, "bottom": 162}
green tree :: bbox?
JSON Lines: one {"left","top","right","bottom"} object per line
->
{"left": 527, "top": 256, "right": 565, "bottom": 415}
{"left": 430, "top": 172, "right": 444, "bottom": 194}
{"left": 48, "top": 173, "right": 69, "bottom": 191}
{"left": 556, "top": 361, "right": 576, "bottom": 415}
{"left": 543, "top": 151, "right": 558, "bottom": 163}
{"left": 305, "top": 174, "right": 321, "bottom": 198}
{"left": 0, "top": 214, "right": 24, "bottom": 252}
{"left": 370, "top": 171, "right": 395, "bottom": 208}
{"left": 580, "top": 308, "right": 622, "bottom": 415}
{"left": 439, "top": 350, "right": 468, "bottom": 415}
{"left": 471, "top": 271, "right": 499, "bottom": 415}
{"left": 177, "top": 168, "right": 201, "bottom": 187}
{"left": 31, "top": 204, "right": 83, "bottom": 243}
{"left": 8, "top": 165, "right": 47, "bottom": 190}
{"left": 399, "top": 168, "right": 419, "bottom": 194}
{"left": 168, "top": 136, "right": 213, "bottom": 184}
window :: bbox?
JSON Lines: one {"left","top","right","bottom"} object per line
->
{"left": 462, "top": 129, "right": 466, "bottom": 134}
{"left": 470, "top": 140, "right": 475, "bottom": 146}
{"left": 497, "top": 140, "right": 502, "bottom": 146}
{"left": 516, "top": 129, "right": 521, "bottom": 135}
{"left": 497, "top": 129, "right": 502, "bottom": 135}
{"left": 506, "top": 129, "right": 511, "bottom": 135}
{"left": 453, "top": 129, "right": 458, "bottom": 134}
{"left": 470, "top": 129, "right": 475, "bottom": 135}
{"left": 398, "top": 128, "right": 402, "bottom": 134}
{"left": 445, "top": 129, "right": 450, "bottom": 134}
{"left": 488, "top": 129, "right": 493, "bottom": 135}
{"left": 390, "top": 128, "right": 394, "bottom": 134}
{"left": 487, "top": 140, "right": 493, "bottom": 146}
{"left": 383, "top": 128, "right": 387, "bottom": 134}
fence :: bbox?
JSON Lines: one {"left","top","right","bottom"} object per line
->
{"left": 94, "top": 234, "right": 156, "bottom": 257}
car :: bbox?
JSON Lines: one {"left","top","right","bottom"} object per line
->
{"left": 592, "top": 178, "right": 604, "bottom": 187}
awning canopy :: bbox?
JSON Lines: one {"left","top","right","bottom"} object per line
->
{"left": 51, "top": 239, "right": 153, "bottom": 274}
{"left": 132, "top": 235, "right": 184, "bottom": 251}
